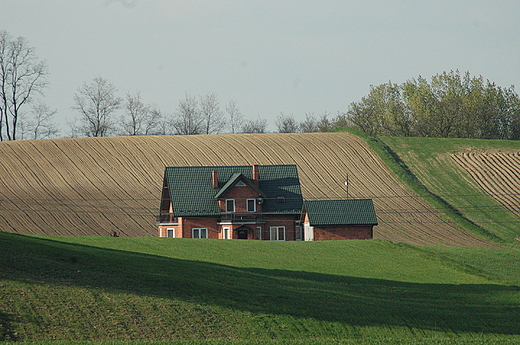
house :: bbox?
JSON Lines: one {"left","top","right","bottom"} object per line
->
{"left": 157, "top": 164, "right": 304, "bottom": 240}
{"left": 157, "top": 164, "right": 377, "bottom": 240}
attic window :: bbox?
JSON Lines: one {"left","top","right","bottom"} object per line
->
{"left": 277, "top": 196, "right": 286, "bottom": 203}
{"left": 236, "top": 181, "right": 246, "bottom": 187}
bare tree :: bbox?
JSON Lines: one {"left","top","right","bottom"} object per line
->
{"left": 15, "top": 112, "right": 30, "bottom": 140}
{"left": 73, "top": 77, "right": 122, "bottom": 137}
{"left": 0, "top": 30, "right": 49, "bottom": 141}
{"left": 200, "top": 92, "right": 225, "bottom": 134}
{"left": 154, "top": 112, "right": 174, "bottom": 135}
{"left": 66, "top": 117, "right": 80, "bottom": 138}
{"left": 27, "top": 101, "right": 59, "bottom": 139}
{"left": 300, "top": 113, "right": 320, "bottom": 132}
{"left": 171, "top": 93, "right": 203, "bottom": 135}
{"left": 145, "top": 108, "right": 164, "bottom": 135}
{"left": 276, "top": 113, "right": 299, "bottom": 133}
{"left": 119, "top": 92, "right": 162, "bottom": 135}
{"left": 226, "top": 99, "right": 244, "bottom": 134}
{"left": 242, "top": 116, "right": 268, "bottom": 133}
{"left": 120, "top": 92, "right": 149, "bottom": 135}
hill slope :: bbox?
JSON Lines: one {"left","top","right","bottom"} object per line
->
{"left": 0, "top": 133, "right": 494, "bottom": 246}
{"left": 380, "top": 136, "right": 520, "bottom": 243}
{"left": 1, "top": 232, "right": 519, "bottom": 343}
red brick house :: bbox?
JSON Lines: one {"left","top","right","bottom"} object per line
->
{"left": 157, "top": 164, "right": 377, "bottom": 240}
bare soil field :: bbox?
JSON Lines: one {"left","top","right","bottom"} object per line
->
{"left": 0, "top": 133, "right": 492, "bottom": 246}
{"left": 452, "top": 150, "right": 520, "bottom": 220}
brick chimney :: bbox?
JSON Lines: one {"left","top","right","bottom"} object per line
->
{"left": 212, "top": 170, "right": 219, "bottom": 188}
{"left": 252, "top": 164, "right": 259, "bottom": 187}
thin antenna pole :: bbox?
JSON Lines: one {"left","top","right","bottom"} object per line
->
{"left": 345, "top": 174, "right": 349, "bottom": 199}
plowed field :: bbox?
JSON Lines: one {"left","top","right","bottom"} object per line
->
{"left": 0, "top": 133, "right": 492, "bottom": 246}
{"left": 452, "top": 150, "right": 520, "bottom": 219}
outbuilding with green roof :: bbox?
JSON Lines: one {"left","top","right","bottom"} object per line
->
{"left": 304, "top": 199, "right": 377, "bottom": 240}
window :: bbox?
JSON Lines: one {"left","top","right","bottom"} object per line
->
{"left": 270, "top": 226, "right": 285, "bottom": 241}
{"left": 247, "top": 199, "right": 256, "bottom": 212}
{"left": 192, "top": 228, "right": 208, "bottom": 238}
{"left": 236, "top": 181, "right": 246, "bottom": 187}
{"left": 277, "top": 196, "right": 286, "bottom": 203}
{"left": 295, "top": 226, "right": 302, "bottom": 241}
{"left": 257, "top": 226, "right": 262, "bottom": 240}
{"left": 226, "top": 199, "right": 235, "bottom": 212}
{"left": 167, "top": 228, "right": 175, "bottom": 238}
{"left": 222, "top": 227, "right": 230, "bottom": 240}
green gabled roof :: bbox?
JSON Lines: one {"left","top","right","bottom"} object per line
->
{"left": 164, "top": 165, "right": 303, "bottom": 217}
{"left": 214, "top": 173, "right": 265, "bottom": 199}
{"left": 305, "top": 199, "right": 378, "bottom": 226}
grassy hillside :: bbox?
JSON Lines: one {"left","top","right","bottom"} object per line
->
{"left": 0, "top": 133, "right": 494, "bottom": 246}
{"left": 376, "top": 136, "right": 520, "bottom": 243}
{"left": 1, "top": 232, "right": 519, "bottom": 344}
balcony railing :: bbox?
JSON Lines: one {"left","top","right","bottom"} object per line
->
{"left": 156, "top": 213, "right": 178, "bottom": 224}
{"left": 156, "top": 212, "right": 265, "bottom": 224}
{"left": 220, "top": 212, "right": 265, "bottom": 223}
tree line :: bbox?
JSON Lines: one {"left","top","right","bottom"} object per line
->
{"left": 67, "top": 77, "right": 339, "bottom": 137}
{"left": 2, "top": 30, "right": 519, "bottom": 141}
{"left": 346, "top": 70, "right": 520, "bottom": 140}
{"left": 0, "top": 30, "right": 346, "bottom": 140}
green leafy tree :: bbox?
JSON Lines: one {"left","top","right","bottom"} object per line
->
{"left": 347, "top": 82, "right": 409, "bottom": 136}
{"left": 352, "top": 71, "right": 520, "bottom": 140}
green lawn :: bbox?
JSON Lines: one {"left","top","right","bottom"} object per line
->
{"left": 1, "top": 233, "right": 519, "bottom": 344}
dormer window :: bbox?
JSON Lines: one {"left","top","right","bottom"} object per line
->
{"left": 226, "top": 199, "right": 235, "bottom": 212}
{"left": 277, "top": 196, "right": 286, "bottom": 203}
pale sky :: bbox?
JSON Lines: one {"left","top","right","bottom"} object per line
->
{"left": 2, "top": 0, "right": 520, "bottom": 134}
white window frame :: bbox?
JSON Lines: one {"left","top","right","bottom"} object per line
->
{"left": 222, "top": 227, "right": 230, "bottom": 239}
{"left": 270, "top": 226, "right": 285, "bottom": 241}
{"left": 257, "top": 226, "right": 262, "bottom": 240}
{"left": 247, "top": 199, "right": 256, "bottom": 213}
{"left": 166, "top": 228, "right": 175, "bottom": 238}
{"left": 192, "top": 228, "right": 208, "bottom": 239}
{"left": 225, "top": 199, "right": 235, "bottom": 213}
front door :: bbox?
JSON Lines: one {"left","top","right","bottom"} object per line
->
{"left": 237, "top": 229, "right": 248, "bottom": 239}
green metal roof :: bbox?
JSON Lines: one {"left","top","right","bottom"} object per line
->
{"left": 305, "top": 199, "right": 378, "bottom": 226}
{"left": 164, "top": 165, "right": 303, "bottom": 217}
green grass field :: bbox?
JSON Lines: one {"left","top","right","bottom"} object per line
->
{"left": 1, "top": 232, "right": 519, "bottom": 344}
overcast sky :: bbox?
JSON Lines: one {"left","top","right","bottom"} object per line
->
{"left": 2, "top": 0, "right": 520, "bottom": 134}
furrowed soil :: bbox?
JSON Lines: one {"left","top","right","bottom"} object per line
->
{"left": 0, "top": 133, "right": 497, "bottom": 246}
{"left": 452, "top": 150, "right": 520, "bottom": 219}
